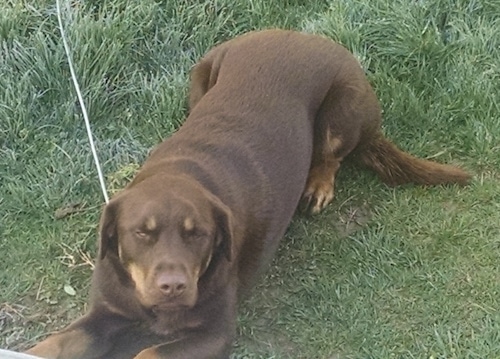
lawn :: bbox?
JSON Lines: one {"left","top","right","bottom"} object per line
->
{"left": 1, "top": 0, "right": 499, "bottom": 358}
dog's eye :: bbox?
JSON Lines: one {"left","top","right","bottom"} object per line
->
{"left": 135, "top": 230, "right": 148, "bottom": 239}
{"left": 185, "top": 231, "right": 209, "bottom": 244}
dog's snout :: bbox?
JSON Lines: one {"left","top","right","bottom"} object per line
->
{"left": 156, "top": 272, "right": 188, "bottom": 297}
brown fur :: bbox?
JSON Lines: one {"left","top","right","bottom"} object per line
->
{"left": 27, "top": 29, "right": 470, "bottom": 359}
{"left": 357, "top": 134, "right": 470, "bottom": 186}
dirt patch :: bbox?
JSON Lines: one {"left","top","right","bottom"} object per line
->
{"left": 334, "top": 202, "right": 372, "bottom": 237}
{"left": 0, "top": 303, "right": 31, "bottom": 350}
{"left": 1, "top": 297, "right": 85, "bottom": 351}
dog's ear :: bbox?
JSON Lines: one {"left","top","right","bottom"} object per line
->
{"left": 98, "top": 199, "right": 120, "bottom": 260}
{"left": 212, "top": 198, "right": 234, "bottom": 262}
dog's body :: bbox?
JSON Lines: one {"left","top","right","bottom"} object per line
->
{"left": 27, "top": 30, "right": 470, "bottom": 359}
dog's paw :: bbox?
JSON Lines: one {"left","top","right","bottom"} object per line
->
{"left": 133, "top": 347, "right": 159, "bottom": 359}
{"left": 25, "top": 329, "right": 96, "bottom": 359}
{"left": 301, "top": 178, "right": 334, "bottom": 214}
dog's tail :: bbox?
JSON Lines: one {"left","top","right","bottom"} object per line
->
{"left": 357, "top": 133, "right": 471, "bottom": 186}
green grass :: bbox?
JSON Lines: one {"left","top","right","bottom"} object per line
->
{"left": 1, "top": 0, "right": 499, "bottom": 358}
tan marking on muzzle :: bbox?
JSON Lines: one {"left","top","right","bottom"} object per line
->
{"left": 128, "top": 262, "right": 148, "bottom": 297}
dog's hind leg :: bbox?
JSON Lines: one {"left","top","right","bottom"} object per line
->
{"left": 188, "top": 44, "right": 230, "bottom": 112}
{"left": 302, "top": 79, "right": 381, "bottom": 214}
{"left": 302, "top": 128, "right": 344, "bottom": 214}
{"left": 189, "top": 60, "right": 214, "bottom": 111}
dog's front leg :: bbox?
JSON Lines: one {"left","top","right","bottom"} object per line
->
{"left": 133, "top": 331, "right": 232, "bottom": 359}
{"left": 25, "top": 309, "right": 143, "bottom": 359}
{"left": 25, "top": 327, "right": 95, "bottom": 359}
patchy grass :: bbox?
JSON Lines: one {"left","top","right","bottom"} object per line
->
{"left": 1, "top": 0, "right": 499, "bottom": 358}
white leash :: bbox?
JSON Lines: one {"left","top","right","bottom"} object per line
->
{"left": 56, "top": 0, "right": 109, "bottom": 204}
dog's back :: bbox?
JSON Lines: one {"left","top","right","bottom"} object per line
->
{"left": 187, "top": 29, "right": 470, "bottom": 215}
{"left": 190, "top": 30, "right": 365, "bottom": 120}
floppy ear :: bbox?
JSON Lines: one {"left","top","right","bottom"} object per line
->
{"left": 212, "top": 198, "right": 234, "bottom": 262}
{"left": 98, "top": 199, "right": 120, "bottom": 260}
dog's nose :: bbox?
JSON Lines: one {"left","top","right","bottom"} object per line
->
{"left": 156, "top": 272, "right": 187, "bottom": 297}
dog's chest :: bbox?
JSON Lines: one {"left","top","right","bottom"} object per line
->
{"left": 148, "top": 309, "right": 203, "bottom": 337}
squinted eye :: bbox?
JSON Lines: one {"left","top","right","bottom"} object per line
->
{"left": 135, "top": 230, "right": 148, "bottom": 239}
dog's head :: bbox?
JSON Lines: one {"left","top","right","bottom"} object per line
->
{"left": 98, "top": 175, "right": 233, "bottom": 311}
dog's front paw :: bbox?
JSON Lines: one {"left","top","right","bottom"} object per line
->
{"left": 25, "top": 329, "right": 94, "bottom": 359}
{"left": 25, "top": 339, "right": 62, "bottom": 359}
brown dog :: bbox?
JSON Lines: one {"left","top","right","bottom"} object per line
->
{"left": 26, "top": 29, "right": 470, "bottom": 359}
